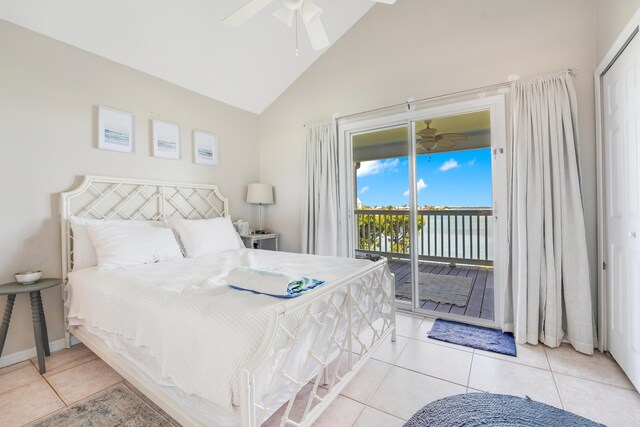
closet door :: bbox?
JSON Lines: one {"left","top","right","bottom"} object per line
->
{"left": 603, "top": 32, "right": 640, "bottom": 391}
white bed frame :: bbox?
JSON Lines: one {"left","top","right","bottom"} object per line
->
{"left": 60, "top": 175, "right": 396, "bottom": 427}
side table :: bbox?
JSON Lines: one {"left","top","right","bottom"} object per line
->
{"left": 0, "top": 278, "right": 61, "bottom": 374}
{"left": 240, "top": 233, "right": 279, "bottom": 251}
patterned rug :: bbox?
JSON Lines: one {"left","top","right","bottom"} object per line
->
{"left": 428, "top": 319, "right": 517, "bottom": 356}
{"left": 404, "top": 393, "right": 604, "bottom": 426}
{"left": 31, "top": 383, "right": 174, "bottom": 426}
{"left": 397, "top": 272, "right": 473, "bottom": 306}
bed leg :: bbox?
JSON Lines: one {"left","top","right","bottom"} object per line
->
{"left": 322, "top": 367, "right": 329, "bottom": 386}
{"left": 64, "top": 330, "right": 71, "bottom": 348}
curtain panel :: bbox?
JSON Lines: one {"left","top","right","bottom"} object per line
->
{"left": 504, "top": 71, "right": 596, "bottom": 354}
{"left": 301, "top": 119, "right": 347, "bottom": 257}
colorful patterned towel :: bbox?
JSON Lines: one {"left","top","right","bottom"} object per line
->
{"left": 226, "top": 267, "right": 324, "bottom": 298}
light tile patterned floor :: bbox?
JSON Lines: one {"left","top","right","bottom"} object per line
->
{"left": 1, "top": 312, "right": 639, "bottom": 426}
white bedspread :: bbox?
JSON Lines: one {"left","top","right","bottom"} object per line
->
{"left": 67, "top": 249, "right": 381, "bottom": 412}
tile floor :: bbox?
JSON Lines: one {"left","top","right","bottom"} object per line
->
{"left": 1, "top": 312, "right": 639, "bottom": 426}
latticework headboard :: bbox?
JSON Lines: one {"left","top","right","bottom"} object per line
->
{"left": 60, "top": 175, "right": 229, "bottom": 345}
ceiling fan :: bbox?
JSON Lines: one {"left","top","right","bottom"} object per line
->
{"left": 222, "top": 0, "right": 396, "bottom": 51}
{"left": 416, "top": 120, "right": 468, "bottom": 152}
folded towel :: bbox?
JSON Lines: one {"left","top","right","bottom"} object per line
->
{"left": 225, "top": 267, "right": 325, "bottom": 298}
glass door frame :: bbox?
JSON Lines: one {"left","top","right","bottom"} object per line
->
{"left": 339, "top": 95, "right": 507, "bottom": 326}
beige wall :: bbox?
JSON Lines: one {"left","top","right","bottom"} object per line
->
{"left": 0, "top": 20, "right": 259, "bottom": 362}
{"left": 596, "top": 0, "right": 640, "bottom": 63}
{"left": 259, "top": 0, "right": 598, "bottom": 284}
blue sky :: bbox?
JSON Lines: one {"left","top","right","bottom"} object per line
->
{"left": 357, "top": 148, "right": 492, "bottom": 207}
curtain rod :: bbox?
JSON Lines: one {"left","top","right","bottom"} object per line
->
{"left": 329, "top": 68, "right": 577, "bottom": 123}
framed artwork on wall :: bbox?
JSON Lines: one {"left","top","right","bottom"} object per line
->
{"left": 193, "top": 130, "right": 218, "bottom": 166}
{"left": 97, "top": 106, "right": 135, "bottom": 153}
{"left": 152, "top": 120, "right": 181, "bottom": 159}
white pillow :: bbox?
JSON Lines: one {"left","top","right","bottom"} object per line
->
{"left": 86, "top": 223, "right": 183, "bottom": 270}
{"left": 68, "top": 217, "right": 162, "bottom": 270}
{"left": 170, "top": 217, "right": 244, "bottom": 257}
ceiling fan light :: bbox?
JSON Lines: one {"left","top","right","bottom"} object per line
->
{"left": 273, "top": 7, "right": 295, "bottom": 27}
{"left": 300, "top": 0, "right": 323, "bottom": 25}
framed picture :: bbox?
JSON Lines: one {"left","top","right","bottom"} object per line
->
{"left": 193, "top": 130, "right": 218, "bottom": 166}
{"left": 152, "top": 120, "right": 181, "bottom": 159}
{"left": 97, "top": 106, "right": 134, "bottom": 153}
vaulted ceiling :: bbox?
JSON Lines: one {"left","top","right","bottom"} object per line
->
{"left": 0, "top": 0, "right": 378, "bottom": 113}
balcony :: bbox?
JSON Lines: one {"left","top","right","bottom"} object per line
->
{"left": 355, "top": 208, "right": 494, "bottom": 321}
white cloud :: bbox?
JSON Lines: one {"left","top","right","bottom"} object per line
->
{"left": 360, "top": 186, "right": 369, "bottom": 194}
{"left": 467, "top": 158, "right": 477, "bottom": 166}
{"left": 439, "top": 159, "right": 460, "bottom": 172}
{"left": 404, "top": 178, "right": 427, "bottom": 197}
{"left": 357, "top": 159, "right": 400, "bottom": 177}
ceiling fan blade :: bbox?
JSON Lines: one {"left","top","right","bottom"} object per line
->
{"left": 222, "top": 0, "right": 275, "bottom": 27}
{"left": 273, "top": 7, "right": 295, "bottom": 27}
{"left": 304, "top": 17, "right": 329, "bottom": 50}
{"left": 417, "top": 130, "right": 436, "bottom": 137}
{"left": 438, "top": 133, "right": 468, "bottom": 140}
{"left": 300, "top": 0, "right": 323, "bottom": 24}
{"left": 370, "top": 0, "right": 396, "bottom": 4}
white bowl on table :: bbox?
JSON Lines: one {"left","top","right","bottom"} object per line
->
{"left": 14, "top": 271, "right": 42, "bottom": 285}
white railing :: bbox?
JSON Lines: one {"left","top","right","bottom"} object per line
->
{"left": 355, "top": 208, "right": 493, "bottom": 266}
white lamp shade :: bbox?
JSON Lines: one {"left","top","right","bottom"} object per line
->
{"left": 246, "top": 183, "right": 274, "bottom": 205}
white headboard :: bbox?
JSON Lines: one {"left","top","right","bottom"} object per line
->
{"left": 60, "top": 175, "right": 229, "bottom": 345}
{"left": 60, "top": 175, "right": 229, "bottom": 276}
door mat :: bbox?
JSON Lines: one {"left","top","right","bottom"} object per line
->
{"left": 428, "top": 318, "right": 516, "bottom": 356}
{"left": 397, "top": 272, "right": 473, "bottom": 307}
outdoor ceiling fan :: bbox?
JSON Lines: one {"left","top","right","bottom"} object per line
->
{"left": 222, "top": 0, "right": 396, "bottom": 51}
{"left": 416, "top": 120, "right": 468, "bottom": 153}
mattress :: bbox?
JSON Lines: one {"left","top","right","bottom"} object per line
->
{"left": 67, "top": 249, "right": 389, "bottom": 424}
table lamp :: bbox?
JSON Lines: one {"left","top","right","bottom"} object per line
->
{"left": 246, "top": 183, "right": 273, "bottom": 234}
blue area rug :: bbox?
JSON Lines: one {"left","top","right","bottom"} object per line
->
{"left": 428, "top": 319, "right": 516, "bottom": 356}
{"left": 403, "top": 393, "right": 604, "bottom": 427}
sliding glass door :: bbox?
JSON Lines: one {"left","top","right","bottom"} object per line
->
{"left": 410, "top": 111, "right": 495, "bottom": 322}
{"left": 350, "top": 124, "right": 413, "bottom": 310}
{"left": 343, "top": 96, "right": 506, "bottom": 326}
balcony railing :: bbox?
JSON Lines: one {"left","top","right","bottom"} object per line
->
{"left": 355, "top": 208, "right": 493, "bottom": 266}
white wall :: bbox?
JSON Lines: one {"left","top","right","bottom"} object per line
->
{"left": 259, "top": 0, "right": 598, "bottom": 288}
{"left": 0, "top": 20, "right": 259, "bottom": 361}
{"left": 596, "top": 0, "right": 640, "bottom": 63}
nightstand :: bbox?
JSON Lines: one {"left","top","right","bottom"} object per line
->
{"left": 0, "top": 278, "right": 60, "bottom": 374}
{"left": 240, "top": 233, "right": 279, "bottom": 251}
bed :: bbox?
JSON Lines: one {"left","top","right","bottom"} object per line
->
{"left": 60, "top": 176, "right": 396, "bottom": 427}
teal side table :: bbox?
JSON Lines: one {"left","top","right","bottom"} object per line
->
{"left": 0, "top": 278, "right": 61, "bottom": 374}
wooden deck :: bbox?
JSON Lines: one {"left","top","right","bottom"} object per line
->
{"left": 387, "top": 258, "right": 494, "bottom": 321}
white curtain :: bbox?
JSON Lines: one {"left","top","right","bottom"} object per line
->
{"left": 301, "top": 119, "right": 347, "bottom": 257}
{"left": 504, "top": 71, "right": 596, "bottom": 354}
